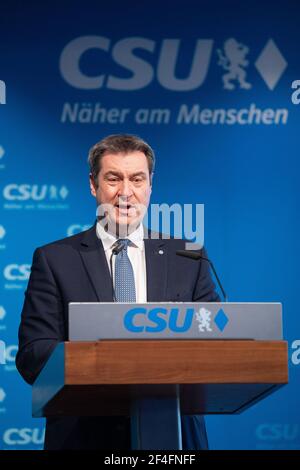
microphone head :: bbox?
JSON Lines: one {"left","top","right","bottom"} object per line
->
{"left": 176, "top": 249, "right": 202, "bottom": 260}
{"left": 112, "top": 243, "right": 124, "bottom": 255}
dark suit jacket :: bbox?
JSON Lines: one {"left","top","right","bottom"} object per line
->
{"left": 16, "top": 224, "right": 219, "bottom": 450}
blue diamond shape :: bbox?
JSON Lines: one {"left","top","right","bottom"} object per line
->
{"left": 214, "top": 309, "right": 229, "bottom": 332}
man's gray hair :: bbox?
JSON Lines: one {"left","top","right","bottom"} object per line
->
{"left": 88, "top": 134, "right": 155, "bottom": 185}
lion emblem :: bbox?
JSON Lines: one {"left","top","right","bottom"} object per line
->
{"left": 217, "top": 38, "right": 252, "bottom": 90}
{"left": 195, "top": 307, "right": 212, "bottom": 333}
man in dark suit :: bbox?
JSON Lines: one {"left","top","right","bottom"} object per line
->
{"left": 16, "top": 134, "right": 219, "bottom": 450}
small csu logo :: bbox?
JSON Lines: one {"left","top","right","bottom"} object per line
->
{"left": 3, "top": 184, "right": 69, "bottom": 201}
{"left": 2, "top": 344, "right": 17, "bottom": 371}
{"left": 4, "top": 264, "right": 30, "bottom": 281}
{"left": 2, "top": 184, "right": 70, "bottom": 211}
{"left": 3, "top": 428, "right": 45, "bottom": 446}
{"left": 256, "top": 424, "right": 299, "bottom": 448}
{"left": 3, "top": 264, "right": 31, "bottom": 291}
{"left": 123, "top": 307, "right": 228, "bottom": 333}
{"left": 256, "top": 424, "right": 299, "bottom": 442}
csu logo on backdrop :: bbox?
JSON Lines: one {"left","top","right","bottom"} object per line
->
{"left": 2, "top": 344, "right": 17, "bottom": 371}
{"left": 123, "top": 307, "right": 228, "bottom": 333}
{"left": 2, "top": 184, "right": 70, "bottom": 211}
{"left": 0, "top": 80, "right": 6, "bottom": 104}
{"left": 60, "top": 36, "right": 287, "bottom": 92}
{"left": 256, "top": 424, "right": 299, "bottom": 449}
{"left": 3, "top": 428, "right": 45, "bottom": 446}
{"left": 4, "top": 264, "right": 30, "bottom": 281}
{"left": 3, "top": 264, "right": 30, "bottom": 291}
{"left": 3, "top": 184, "right": 69, "bottom": 201}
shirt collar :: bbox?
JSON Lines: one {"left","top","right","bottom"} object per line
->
{"left": 96, "top": 221, "right": 144, "bottom": 252}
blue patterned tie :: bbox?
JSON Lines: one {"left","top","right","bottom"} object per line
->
{"left": 114, "top": 239, "right": 136, "bottom": 302}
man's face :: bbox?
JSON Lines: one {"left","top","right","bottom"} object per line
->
{"left": 90, "top": 151, "right": 152, "bottom": 234}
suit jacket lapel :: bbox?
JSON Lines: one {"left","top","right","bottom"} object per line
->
{"left": 79, "top": 225, "right": 114, "bottom": 302}
{"left": 144, "top": 237, "right": 168, "bottom": 302}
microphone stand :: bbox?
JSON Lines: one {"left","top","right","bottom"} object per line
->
{"left": 176, "top": 249, "right": 228, "bottom": 302}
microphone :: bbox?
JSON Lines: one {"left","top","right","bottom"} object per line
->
{"left": 112, "top": 243, "right": 125, "bottom": 256}
{"left": 110, "top": 241, "right": 126, "bottom": 301}
{"left": 176, "top": 249, "right": 228, "bottom": 302}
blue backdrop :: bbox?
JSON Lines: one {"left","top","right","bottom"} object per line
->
{"left": 0, "top": 0, "right": 299, "bottom": 449}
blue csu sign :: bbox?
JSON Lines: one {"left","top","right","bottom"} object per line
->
{"left": 123, "top": 307, "right": 229, "bottom": 333}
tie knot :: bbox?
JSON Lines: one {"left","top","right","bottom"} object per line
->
{"left": 116, "top": 238, "right": 131, "bottom": 251}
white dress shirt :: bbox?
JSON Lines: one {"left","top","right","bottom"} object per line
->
{"left": 96, "top": 221, "right": 147, "bottom": 302}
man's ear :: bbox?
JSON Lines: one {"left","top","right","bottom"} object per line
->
{"left": 89, "top": 173, "right": 97, "bottom": 197}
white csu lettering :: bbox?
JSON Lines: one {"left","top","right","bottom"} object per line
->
{"left": 60, "top": 36, "right": 213, "bottom": 91}
{"left": 3, "top": 428, "right": 45, "bottom": 445}
{"left": 4, "top": 264, "right": 31, "bottom": 281}
{"left": 3, "top": 184, "right": 48, "bottom": 201}
{"left": 5, "top": 345, "right": 18, "bottom": 362}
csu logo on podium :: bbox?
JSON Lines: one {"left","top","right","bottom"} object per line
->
{"left": 123, "top": 306, "right": 229, "bottom": 333}
{"left": 124, "top": 307, "right": 195, "bottom": 333}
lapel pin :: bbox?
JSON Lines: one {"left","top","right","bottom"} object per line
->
{"left": 158, "top": 249, "right": 164, "bottom": 255}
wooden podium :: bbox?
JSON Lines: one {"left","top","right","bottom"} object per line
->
{"left": 32, "top": 339, "right": 288, "bottom": 449}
